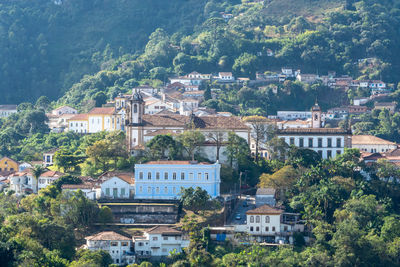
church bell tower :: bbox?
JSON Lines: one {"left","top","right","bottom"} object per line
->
{"left": 311, "top": 103, "right": 322, "bottom": 128}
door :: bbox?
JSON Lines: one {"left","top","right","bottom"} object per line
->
{"left": 113, "top": 188, "right": 118, "bottom": 198}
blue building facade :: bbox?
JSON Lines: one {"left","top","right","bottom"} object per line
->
{"left": 134, "top": 161, "right": 221, "bottom": 200}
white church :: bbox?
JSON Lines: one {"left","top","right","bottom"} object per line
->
{"left": 124, "top": 91, "right": 250, "bottom": 163}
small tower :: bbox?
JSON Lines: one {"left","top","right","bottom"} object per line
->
{"left": 129, "top": 89, "right": 144, "bottom": 125}
{"left": 311, "top": 103, "right": 322, "bottom": 128}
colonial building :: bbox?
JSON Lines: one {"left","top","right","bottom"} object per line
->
{"left": 125, "top": 91, "right": 250, "bottom": 163}
{"left": 134, "top": 161, "right": 220, "bottom": 200}
{"left": 85, "top": 231, "right": 134, "bottom": 265}
{"left": 9, "top": 169, "right": 64, "bottom": 194}
{"left": 255, "top": 188, "right": 276, "bottom": 207}
{"left": 243, "top": 205, "right": 304, "bottom": 244}
{"left": 98, "top": 172, "right": 135, "bottom": 199}
{"left": 277, "top": 104, "right": 352, "bottom": 159}
{"left": 352, "top": 135, "right": 397, "bottom": 153}
{"left": 133, "top": 226, "right": 189, "bottom": 259}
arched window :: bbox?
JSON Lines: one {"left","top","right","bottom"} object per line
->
{"left": 256, "top": 216, "right": 260, "bottom": 223}
{"left": 147, "top": 172, "right": 151, "bottom": 180}
{"left": 265, "top": 216, "right": 270, "bottom": 223}
{"left": 134, "top": 104, "right": 138, "bottom": 113}
{"left": 250, "top": 216, "right": 254, "bottom": 223}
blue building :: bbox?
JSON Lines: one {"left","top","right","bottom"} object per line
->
{"left": 134, "top": 161, "right": 221, "bottom": 200}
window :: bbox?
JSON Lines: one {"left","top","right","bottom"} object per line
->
{"left": 327, "top": 150, "right": 332, "bottom": 158}
{"left": 272, "top": 227, "right": 276, "bottom": 232}
{"left": 121, "top": 188, "right": 125, "bottom": 196}
{"left": 152, "top": 237, "right": 158, "bottom": 241}
{"left": 318, "top": 150, "right": 323, "bottom": 157}
{"left": 162, "top": 248, "right": 167, "bottom": 253}
{"left": 337, "top": 138, "right": 342, "bottom": 148}
{"left": 164, "top": 187, "right": 168, "bottom": 193}
{"left": 163, "top": 236, "right": 168, "bottom": 241}
{"left": 256, "top": 216, "right": 260, "bottom": 223}
{"left": 181, "top": 173, "right": 185, "bottom": 180}
{"left": 318, "top": 138, "right": 323, "bottom": 148}
{"left": 265, "top": 216, "right": 270, "bottom": 223}
{"left": 139, "top": 186, "right": 142, "bottom": 193}
{"left": 156, "top": 187, "right": 160, "bottom": 194}
{"left": 284, "top": 226, "right": 288, "bottom": 231}
{"left": 250, "top": 226, "right": 254, "bottom": 231}
{"left": 265, "top": 227, "right": 269, "bottom": 232}
{"left": 164, "top": 172, "right": 168, "bottom": 180}
{"left": 250, "top": 216, "right": 254, "bottom": 223}
{"left": 289, "top": 137, "right": 295, "bottom": 145}
{"left": 256, "top": 227, "right": 259, "bottom": 231}
{"left": 147, "top": 172, "right": 151, "bottom": 180}
{"left": 106, "top": 188, "right": 110, "bottom": 196}
{"left": 189, "top": 173, "right": 194, "bottom": 179}
{"left": 134, "top": 104, "right": 137, "bottom": 113}
{"left": 299, "top": 138, "right": 304, "bottom": 147}
{"left": 121, "top": 242, "right": 128, "bottom": 246}
{"left": 147, "top": 187, "right": 151, "bottom": 193}
{"left": 139, "top": 172, "right": 143, "bottom": 179}
{"left": 173, "top": 172, "right": 177, "bottom": 180}
{"left": 173, "top": 187, "right": 176, "bottom": 194}
{"left": 156, "top": 172, "right": 160, "bottom": 180}
{"left": 327, "top": 138, "right": 332, "bottom": 148}
{"left": 139, "top": 242, "right": 143, "bottom": 246}
{"left": 111, "top": 242, "right": 118, "bottom": 246}
{"left": 205, "top": 173, "right": 209, "bottom": 180}
{"left": 198, "top": 173, "right": 202, "bottom": 179}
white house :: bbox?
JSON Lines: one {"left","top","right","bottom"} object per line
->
{"left": 217, "top": 72, "right": 235, "bottom": 82}
{"left": 85, "top": 231, "right": 134, "bottom": 265}
{"left": 0, "top": 105, "right": 17, "bottom": 118}
{"left": 43, "top": 149, "right": 58, "bottom": 167}
{"left": 241, "top": 205, "right": 304, "bottom": 244}
{"left": 256, "top": 188, "right": 276, "bottom": 207}
{"left": 134, "top": 161, "right": 220, "bottom": 200}
{"left": 38, "top": 171, "right": 64, "bottom": 190}
{"left": 18, "top": 162, "right": 32, "bottom": 172}
{"left": 68, "top": 114, "right": 89, "bottom": 133}
{"left": 51, "top": 106, "right": 77, "bottom": 116}
{"left": 133, "top": 226, "right": 189, "bottom": 258}
{"left": 276, "top": 111, "right": 312, "bottom": 120}
{"left": 352, "top": 135, "right": 398, "bottom": 153}
{"left": 99, "top": 172, "right": 135, "bottom": 199}
{"left": 61, "top": 183, "right": 100, "bottom": 200}
{"left": 296, "top": 73, "right": 319, "bottom": 84}
{"left": 9, "top": 170, "right": 34, "bottom": 194}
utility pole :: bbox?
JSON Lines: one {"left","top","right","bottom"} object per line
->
{"left": 239, "top": 172, "right": 243, "bottom": 199}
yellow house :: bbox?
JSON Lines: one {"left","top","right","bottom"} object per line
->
{"left": 0, "top": 157, "right": 19, "bottom": 172}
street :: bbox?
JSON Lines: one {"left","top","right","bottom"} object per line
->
{"left": 226, "top": 195, "right": 256, "bottom": 225}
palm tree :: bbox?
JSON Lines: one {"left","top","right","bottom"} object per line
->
{"left": 32, "top": 165, "right": 45, "bottom": 193}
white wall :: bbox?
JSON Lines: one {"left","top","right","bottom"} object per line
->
{"left": 101, "top": 177, "right": 131, "bottom": 199}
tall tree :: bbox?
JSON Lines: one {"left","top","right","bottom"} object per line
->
{"left": 177, "top": 130, "right": 205, "bottom": 161}
{"left": 243, "top": 116, "right": 275, "bottom": 162}
{"left": 32, "top": 165, "right": 46, "bottom": 193}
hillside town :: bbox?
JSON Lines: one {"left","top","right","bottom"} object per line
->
{"left": 1, "top": 66, "right": 400, "bottom": 265}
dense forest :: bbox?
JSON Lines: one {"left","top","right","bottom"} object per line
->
{"left": 2, "top": 0, "right": 400, "bottom": 107}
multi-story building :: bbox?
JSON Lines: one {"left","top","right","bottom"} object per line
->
{"left": 352, "top": 135, "right": 397, "bottom": 153}
{"left": 276, "top": 111, "right": 312, "bottom": 120}
{"left": 134, "top": 161, "right": 220, "bottom": 200}
{"left": 277, "top": 104, "right": 352, "bottom": 159}
{"left": 133, "top": 226, "right": 189, "bottom": 259}
{"left": 38, "top": 171, "right": 64, "bottom": 190}
{"left": 67, "top": 114, "right": 89, "bottom": 133}
{"left": 242, "top": 204, "right": 304, "bottom": 244}
{"left": 85, "top": 231, "right": 134, "bottom": 266}
{"left": 0, "top": 105, "right": 17, "bottom": 118}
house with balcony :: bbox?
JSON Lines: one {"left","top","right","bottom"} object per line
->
{"left": 238, "top": 205, "right": 304, "bottom": 244}
{"left": 133, "top": 226, "right": 189, "bottom": 259}
{"left": 85, "top": 231, "right": 135, "bottom": 265}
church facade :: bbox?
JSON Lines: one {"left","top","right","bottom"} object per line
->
{"left": 125, "top": 91, "right": 251, "bottom": 163}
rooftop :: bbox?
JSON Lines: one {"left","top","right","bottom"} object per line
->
{"left": 99, "top": 171, "right": 135, "bottom": 184}
{"left": 86, "top": 231, "right": 131, "bottom": 241}
{"left": 41, "top": 171, "right": 64, "bottom": 178}
{"left": 88, "top": 107, "right": 115, "bottom": 115}
{"left": 352, "top": 135, "right": 396, "bottom": 146}
{"left": 246, "top": 204, "right": 284, "bottom": 215}
{"left": 256, "top": 188, "right": 276, "bottom": 196}
{"left": 146, "top": 226, "right": 182, "bottom": 236}
{"left": 278, "top": 128, "right": 351, "bottom": 135}
{"left": 143, "top": 161, "right": 211, "bottom": 165}
{"left": 68, "top": 114, "right": 89, "bottom": 121}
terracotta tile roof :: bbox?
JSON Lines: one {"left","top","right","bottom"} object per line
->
{"left": 41, "top": 171, "right": 64, "bottom": 178}
{"left": 146, "top": 226, "right": 182, "bottom": 236}
{"left": 86, "top": 231, "right": 131, "bottom": 241}
{"left": 219, "top": 72, "right": 233, "bottom": 76}
{"left": 62, "top": 182, "right": 100, "bottom": 189}
{"left": 142, "top": 115, "right": 249, "bottom": 130}
{"left": 352, "top": 135, "right": 396, "bottom": 146}
{"left": 246, "top": 204, "right": 284, "bottom": 215}
{"left": 278, "top": 128, "right": 351, "bottom": 135}
{"left": 88, "top": 107, "right": 115, "bottom": 115}
{"left": 256, "top": 188, "right": 276, "bottom": 196}
{"left": 99, "top": 171, "right": 135, "bottom": 184}
{"left": 144, "top": 160, "right": 211, "bottom": 165}
{"left": 68, "top": 114, "right": 89, "bottom": 121}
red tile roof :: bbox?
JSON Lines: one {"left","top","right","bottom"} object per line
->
{"left": 68, "top": 114, "right": 89, "bottom": 121}
{"left": 278, "top": 128, "right": 351, "bottom": 135}
{"left": 246, "top": 204, "right": 284, "bottom": 215}
{"left": 41, "top": 171, "right": 64, "bottom": 178}
{"left": 99, "top": 171, "right": 135, "bottom": 184}
{"left": 146, "top": 226, "right": 182, "bottom": 235}
{"left": 88, "top": 107, "right": 115, "bottom": 115}
{"left": 352, "top": 135, "right": 396, "bottom": 146}
{"left": 86, "top": 231, "right": 131, "bottom": 241}
{"left": 144, "top": 161, "right": 211, "bottom": 165}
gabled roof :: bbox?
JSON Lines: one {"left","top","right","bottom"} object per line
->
{"left": 88, "top": 107, "right": 115, "bottom": 115}
{"left": 246, "top": 204, "right": 284, "bottom": 215}
{"left": 144, "top": 129, "right": 177, "bottom": 136}
{"left": 146, "top": 226, "right": 182, "bottom": 236}
{"left": 352, "top": 135, "right": 396, "bottom": 146}
{"left": 40, "top": 171, "right": 64, "bottom": 178}
{"left": 86, "top": 231, "right": 131, "bottom": 241}
{"left": 256, "top": 188, "right": 276, "bottom": 196}
{"left": 99, "top": 171, "right": 135, "bottom": 184}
